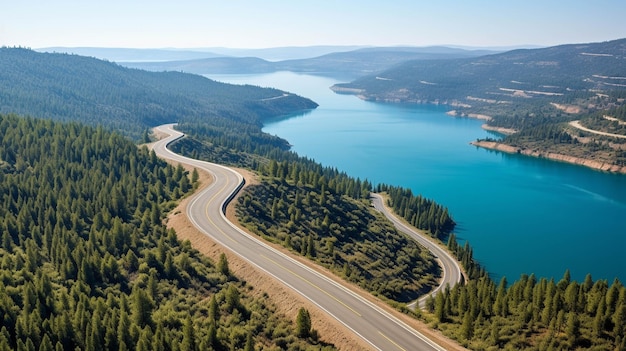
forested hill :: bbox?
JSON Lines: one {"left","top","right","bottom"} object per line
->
{"left": 0, "top": 114, "right": 334, "bottom": 350}
{"left": 0, "top": 47, "right": 317, "bottom": 141}
{"left": 332, "top": 38, "right": 626, "bottom": 104}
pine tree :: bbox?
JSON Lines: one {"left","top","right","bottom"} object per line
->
{"left": 225, "top": 284, "right": 240, "bottom": 313}
{"left": 131, "top": 284, "right": 154, "bottom": 328}
{"left": 206, "top": 324, "right": 218, "bottom": 349}
{"left": 217, "top": 253, "right": 229, "bottom": 277}
{"left": 613, "top": 302, "right": 626, "bottom": 339}
{"left": 296, "top": 307, "right": 312, "bottom": 338}
{"left": 306, "top": 235, "right": 316, "bottom": 257}
{"left": 191, "top": 168, "right": 199, "bottom": 186}
{"left": 566, "top": 311, "right": 580, "bottom": 347}
{"left": 181, "top": 314, "right": 195, "bottom": 351}
{"left": 460, "top": 311, "right": 474, "bottom": 340}
{"left": 434, "top": 292, "right": 446, "bottom": 322}
{"left": 209, "top": 294, "right": 219, "bottom": 323}
{"left": 244, "top": 332, "right": 254, "bottom": 351}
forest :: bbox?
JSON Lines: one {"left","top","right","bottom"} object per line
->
{"left": 0, "top": 47, "right": 317, "bottom": 142}
{"left": 425, "top": 269, "right": 625, "bottom": 350}
{"left": 2, "top": 46, "right": 625, "bottom": 350}
{"left": 0, "top": 114, "right": 334, "bottom": 351}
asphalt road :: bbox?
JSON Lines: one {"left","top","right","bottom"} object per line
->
{"left": 152, "top": 123, "right": 450, "bottom": 351}
{"left": 370, "top": 194, "right": 464, "bottom": 309}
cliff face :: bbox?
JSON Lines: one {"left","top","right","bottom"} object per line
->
{"left": 471, "top": 141, "right": 626, "bottom": 174}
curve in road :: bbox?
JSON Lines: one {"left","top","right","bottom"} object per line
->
{"left": 152, "top": 123, "right": 453, "bottom": 351}
{"left": 569, "top": 120, "right": 626, "bottom": 139}
{"left": 370, "top": 194, "right": 464, "bottom": 309}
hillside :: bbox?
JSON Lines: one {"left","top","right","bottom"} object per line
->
{"left": 0, "top": 114, "right": 334, "bottom": 351}
{"left": 333, "top": 38, "right": 626, "bottom": 103}
{"left": 333, "top": 38, "right": 626, "bottom": 172}
{"left": 0, "top": 48, "right": 317, "bottom": 141}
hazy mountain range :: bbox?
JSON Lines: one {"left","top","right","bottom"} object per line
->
{"left": 38, "top": 45, "right": 502, "bottom": 79}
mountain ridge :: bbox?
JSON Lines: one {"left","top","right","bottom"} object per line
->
{"left": 0, "top": 47, "right": 317, "bottom": 141}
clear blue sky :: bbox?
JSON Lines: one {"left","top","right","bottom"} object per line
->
{"left": 2, "top": 0, "right": 625, "bottom": 49}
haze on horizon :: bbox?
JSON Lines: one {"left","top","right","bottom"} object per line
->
{"left": 2, "top": 0, "right": 626, "bottom": 50}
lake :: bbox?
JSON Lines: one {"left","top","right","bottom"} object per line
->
{"left": 207, "top": 71, "right": 626, "bottom": 283}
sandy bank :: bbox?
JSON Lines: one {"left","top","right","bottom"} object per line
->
{"left": 480, "top": 124, "right": 517, "bottom": 135}
{"left": 329, "top": 86, "right": 365, "bottom": 94}
{"left": 471, "top": 140, "right": 626, "bottom": 174}
{"left": 446, "top": 110, "right": 493, "bottom": 121}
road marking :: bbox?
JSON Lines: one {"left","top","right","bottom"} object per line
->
{"left": 378, "top": 331, "right": 408, "bottom": 351}
{"left": 261, "top": 254, "right": 362, "bottom": 317}
{"left": 202, "top": 170, "right": 239, "bottom": 244}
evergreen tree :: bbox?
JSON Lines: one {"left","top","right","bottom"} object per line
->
{"left": 566, "top": 311, "right": 580, "bottom": 347}
{"left": 217, "top": 252, "right": 230, "bottom": 277}
{"left": 180, "top": 314, "right": 195, "bottom": 351}
{"left": 209, "top": 294, "right": 219, "bottom": 323}
{"left": 296, "top": 308, "right": 312, "bottom": 338}
{"left": 131, "top": 285, "right": 154, "bottom": 328}
{"left": 244, "top": 332, "right": 254, "bottom": 351}
{"left": 460, "top": 311, "right": 474, "bottom": 340}
{"left": 434, "top": 291, "right": 446, "bottom": 322}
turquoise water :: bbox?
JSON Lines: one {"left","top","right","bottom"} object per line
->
{"left": 208, "top": 72, "right": 626, "bottom": 283}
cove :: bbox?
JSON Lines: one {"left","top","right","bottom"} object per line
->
{"left": 207, "top": 71, "right": 626, "bottom": 283}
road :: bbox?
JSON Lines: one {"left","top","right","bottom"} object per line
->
{"left": 569, "top": 120, "right": 626, "bottom": 139}
{"left": 152, "top": 123, "right": 450, "bottom": 351}
{"left": 370, "top": 194, "right": 464, "bottom": 309}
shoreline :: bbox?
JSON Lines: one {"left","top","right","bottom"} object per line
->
{"left": 480, "top": 123, "right": 518, "bottom": 135}
{"left": 447, "top": 110, "right": 517, "bottom": 135}
{"left": 471, "top": 140, "right": 626, "bottom": 174}
{"left": 332, "top": 90, "right": 625, "bottom": 174}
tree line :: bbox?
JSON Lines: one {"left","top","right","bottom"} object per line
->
{"left": 425, "top": 269, "right": 625, "bottom": 350}
{"left": 374, "top": 184, "right": 455, "bottom": 240}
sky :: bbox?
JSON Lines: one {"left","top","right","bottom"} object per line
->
{"left": 2, "top": 0, "right": 626, "bottom": 49}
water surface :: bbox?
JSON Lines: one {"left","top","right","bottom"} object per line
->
{"left": 208, "top": 72, "right": 626, "bottom": 283}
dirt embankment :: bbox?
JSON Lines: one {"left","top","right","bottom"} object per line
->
{"left": 480, "top": 124, "right": 518, "bottom": 135}
{"left": 471, "top": 140, "right": 626, "bottom": 174}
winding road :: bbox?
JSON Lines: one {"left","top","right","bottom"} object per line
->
{"left": 371, "top": 194, "right": 464, "bottom": 309}
{"left": 152, "top": 123, "right": 458, "bottom": 351}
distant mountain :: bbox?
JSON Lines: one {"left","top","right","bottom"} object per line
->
{"left": 332, "top": 38, "right": 626, "bottom": 104}
{"left": 0, "top": 48, "right": 317, "bottom": 140}
{"left": 123, "top": 46, "right": 498, "bottom": 79}
{"left": 201, "top": 45, "right": 368, "bottom": 61}
{"left": 275, "top": 46, "right": 497, "bottom": 77}
{"left": 122, "top": 56, "right": 277, "bottom": 74}
{"left": 37, "top": 45, "right": 368, "bottom": 62}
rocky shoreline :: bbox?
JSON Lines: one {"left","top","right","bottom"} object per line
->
{"left": 471, "top": 140, "right": 626, "bottom": 174}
